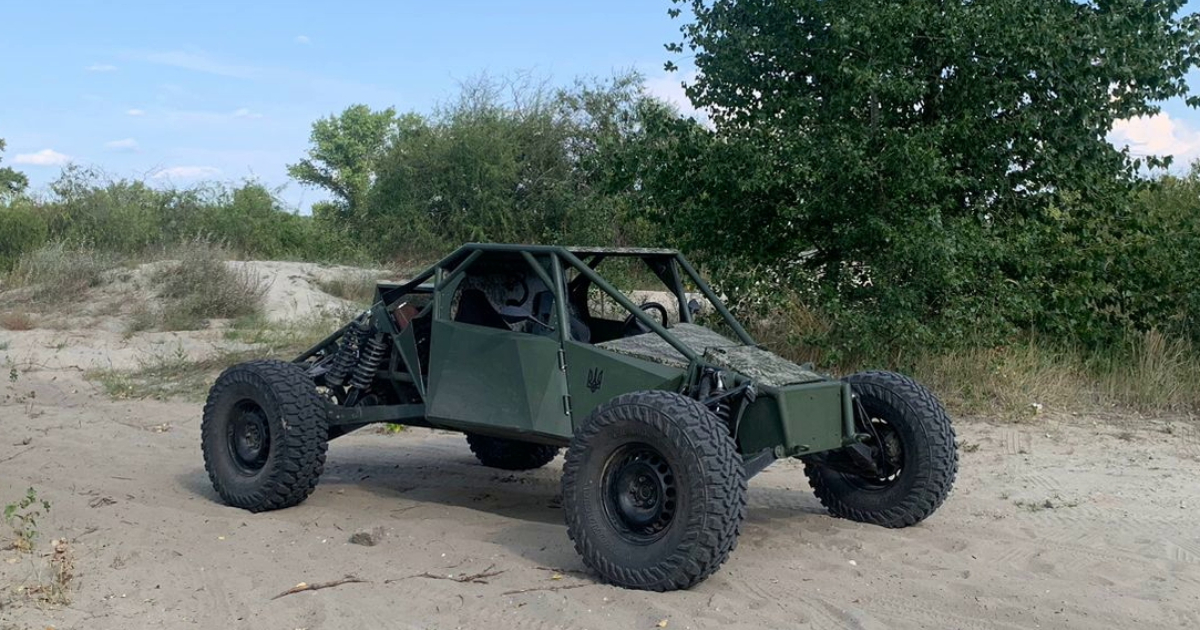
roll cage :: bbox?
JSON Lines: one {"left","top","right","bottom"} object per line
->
{"left": 372, "top": 244, "right": 755, "bottom": 357}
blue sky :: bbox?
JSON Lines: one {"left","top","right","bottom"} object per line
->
{"left": 1, "top": 0, "right": 1196, "bottom": 211}
{"left": 0, "top": 0, "right": 691, "bottom": 210}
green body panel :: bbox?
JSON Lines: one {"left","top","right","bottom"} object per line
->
{"left": 425, "top": 320, "right": 572, "bottom": 440}
{"left": 737, "top": 380, "right": 848, "bottom": 457}
{"left": 298, "top": 243, "right": 861, "bottom": 461}
{"left": 564, "top": 341, "right": 685, "bottom": 426}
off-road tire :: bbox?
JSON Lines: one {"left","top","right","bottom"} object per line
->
{"left": 562, "top": 391, "right": 746, "bottom": 591}
{"left": 804, "top": 371, "right": 957, "bottom": 528}
{"left": 202, "top": 360, "right": 329, "bottom": 512}
{"left": 465, "top": 433, "right": 559, "bottom": 470}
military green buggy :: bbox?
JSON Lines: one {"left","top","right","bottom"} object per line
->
{"left": 201, "top": 244, "right": 958, "bottom": 591}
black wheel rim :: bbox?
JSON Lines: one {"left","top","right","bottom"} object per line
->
{"left": 227, "top": 400, "right": 271, "bottom": 475}
{"left": 601, "top": 443, "right": 677, "bottom": 543}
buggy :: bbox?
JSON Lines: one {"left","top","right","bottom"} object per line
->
{"left": 201, "top": 244, "right": 957, "bottom": 591}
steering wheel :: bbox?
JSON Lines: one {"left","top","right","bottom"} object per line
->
{"left": 621, "top": 302, "right": 670, "bottom": 337}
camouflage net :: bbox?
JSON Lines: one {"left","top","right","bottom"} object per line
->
{"left": 597, "top": 323, "right": 824, "bottom": 387}
{"left": 702, "top": 345, "right": 824, "bottom": 387}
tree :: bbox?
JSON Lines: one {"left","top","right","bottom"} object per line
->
{"left": 0, "top": 138, "right": 29, "bottom": 199}
{"left": 293, "top": 73, "right": 667, "bottom": 259}
{"left": 287, "top": 105, "right": 400, "bottom": 222}
{"left": 653, "top": 0, "right": 1200, "bottom": 348}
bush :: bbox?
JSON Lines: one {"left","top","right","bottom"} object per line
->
{"left": 0, "top": 201, "right": 48, "bottom": 273}
{"left": 313, "top": 270, "right": 387, "bottom": 305}
{"left": 0, "top": 310, "right": 35, "bottom": 331}
{"left": 155, "top": 239, "right": 270, "bottom": 329}
{"left": 44, "top": 166, "right": 168, "bottom": 253}
{"left": 5, "top": 241, "right": 120, "bottom": 301}
{"left": 10, "top": 167, "right": 369, "bottom": 266}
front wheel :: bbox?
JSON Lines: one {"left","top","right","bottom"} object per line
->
{"left": 562, "top": 391, "right": 746, "bottom": 591}
{"left": 804, "top": 371, "right": 957, "bottom": 528}
{"left": 202, "top": 360, "right": 329, "bottom": 512}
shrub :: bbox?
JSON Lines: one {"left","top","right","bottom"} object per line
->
{"left": 0, "top": 311, "right": 35, "bottom": 331}
{"left": 5, "top": 241, "right": 120, "bottom": 301}
{"left": 0, "top": 201, "right": 48, "bottom": 273}
{"left": 155, "top": 238, "right": 270, "bottom": 329}
{"left": 314, "top": 270, "right": 390, "bottom": 304}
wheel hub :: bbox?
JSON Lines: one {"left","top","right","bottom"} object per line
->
{"left": 228, "top": 401, "right": 271, "bottom": 473}
{"left": 603, "top": 445, "right": 677, "bottom": 541}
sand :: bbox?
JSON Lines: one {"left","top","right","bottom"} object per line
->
{"left": 1, "top": 263, "right": 1198, "bottom": 629}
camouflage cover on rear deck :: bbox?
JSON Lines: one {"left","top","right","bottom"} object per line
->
{"left": 702, "top": 345, "right": 825, "bottom": 387}
{"left": 597, "top": 323, "right": 825, "bottom": 387}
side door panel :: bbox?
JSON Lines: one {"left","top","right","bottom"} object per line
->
{"left": 426, "top": 320, "right": 572, "bottom": 440}
{"left": 563, "top": 341, "right": 684, "bottom": 427}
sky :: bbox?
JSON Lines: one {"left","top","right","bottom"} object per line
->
{"left": 1, "top": 0, "right": 1197, "bottom": 212}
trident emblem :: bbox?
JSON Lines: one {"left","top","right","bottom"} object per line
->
{"left": 586, "top": 368, "right": 604, "bottom": 393}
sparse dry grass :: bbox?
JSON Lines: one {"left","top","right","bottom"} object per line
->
{"left": 1, "top": 487, "right": 71, "bottom": 608}
{"left": 89, "top": 346, "right": 264, "bottom": 402}
{"left": 0, "top": 311, "right": 35, "bottom": 331}
{"left": 123, "top": 300, "right": 159, "bottom": 336}
{"left": 752, "top": 296, "right": 1200, "bottom": 419}
{"left": 90, "top": 314, "right": 340, "bottom": 401}
{"left": 2, "top": 539, "right": 75, "bottom": 608}
{"left": 313, "top": 269, "right": 391, "bottom": 305}
{"left": 914, "top": 331, "right": 1200, "bottom": 417}
{"left": 154, "top": 238, "right": 270, "bottom": 330}
{"left": 2, "top": 241, "right": 122, "bottom": 304}
{"left": 908, "top": 343, "right": 1091, "bottom": 419}
{"left": 1092, "top": 329, "right": 1200, "bottom": 412}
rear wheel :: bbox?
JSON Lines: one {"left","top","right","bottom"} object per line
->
{"left": 465, "top": 433, "right": 559, "bottom": 470}
{"left": 562, "top": 391, "right": 746, "bottom": 591}
{"left": 202, "top": 360, "right": 329, "bottom": 512}
{"left": 804, "top": 371, "right": 957, "bottom": 527}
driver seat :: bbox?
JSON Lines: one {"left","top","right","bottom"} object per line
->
{"left": 454, "top": 289, "right": 509, "bottom": 330}
{"left": 530, "top": 290, "right": 591, "bottom": 343}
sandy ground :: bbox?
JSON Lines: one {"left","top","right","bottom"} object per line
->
{"left": 2, "top": 263, "right": 1199, "bottom": 629}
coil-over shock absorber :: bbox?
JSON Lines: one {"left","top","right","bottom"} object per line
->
{"left": 701, "top": 369, "right": 732, "bottom": 421}
{"left": 697, "top": 367, "right": 755, "bottom": 438}
{"left": 325, "top": 320, "right": 369, "bottom": 387}
{"left": 349, "top": 334, "right": 388, "bottom": 391}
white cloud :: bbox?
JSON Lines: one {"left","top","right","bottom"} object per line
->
{"left": 1110, "top": 113, "right": 1200, "bottom": 164}
{"left": 232, "top": 107, "right": 263, "bottom": 119}
{"left": 13, "top": 149, "right": 72, "bottom": 166}
{"left": 162, "top": 108, "right": 266, "bottom": 125}
{"left": 105, "top": 138, "right": 139, "bottom": 152}
{"left": 643, "top": 70, "right": 709, "bottom": 124}
{"left": 126, "top": 108, "right": 146, "bottom": 116}
{"left": 152, "top": 166, "right": 221, "bottom": 180}
{"left": 130, "top": 50, "right": 262, "bottom": 79}
{"left": 86, "top": 63, "right": 117, "bottom": 72}
{"left": 295, "top": 35, "right": 311, "bottom": 45}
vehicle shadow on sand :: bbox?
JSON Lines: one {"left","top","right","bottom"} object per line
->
{"left": 177, "top": 442, "right": 832, "bottom": 526}
{"left": 175, "top": 437, "right": 836, "bottom": 566}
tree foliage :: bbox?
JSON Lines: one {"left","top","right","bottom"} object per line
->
{"left": 288, "top": 105, "right": 400, "bottom": 222}
{"left": 644, "top": 0, "right": 1200, "bottom": 351}
{"left": 0, "top": 167, "right": 365, "bottom": 272}
{"left": 291, "top": 73, "right": 665, "bottom": 259}
{"left": 0, "top": 138, "right": 29, "bottom": 199}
